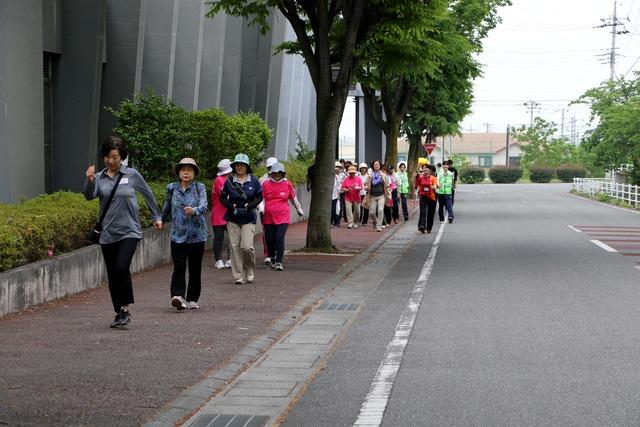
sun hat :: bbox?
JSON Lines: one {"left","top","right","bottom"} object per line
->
{"left": 265, "top": 157, "right": 278, "bottom": 168}
{"left": 334, "top": 161, "right": 343, "bottom": 167}
{"left": 348, "top": 165, "right": 357, "bottom": 174}
{"left": 269, "top": 162, "right": 286, "bottom": 175}
{"left": 175, "top": 158, "right": 200, "bottom": 176}
{"left": 359, "top": 162, "right": 368, "bottom": 169}
{"left": 231, "top": 153, "right": 252, "bottom": 174}
{"left": 217, "top": 158, "right": 232, "bottom": 176}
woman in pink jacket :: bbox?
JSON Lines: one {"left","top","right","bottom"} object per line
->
{"left": 262, "top": 163, "right": 304, "bottom": 271}
{"left": 211, "top": 159, "right": 232, "bottom": 269}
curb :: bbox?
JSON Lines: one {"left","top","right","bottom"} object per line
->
{"left": 143, "top": 221, "right": 407, "bottom": 426}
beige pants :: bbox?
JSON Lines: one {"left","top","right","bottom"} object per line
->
{"left": 227, "top": 222, "right": 255, "bottom": 281}
{"left": 369, "top": 195, "right": 385, "bottom": 229}
{"left": 345, "top": 200, "right": 361, "bottom": 225}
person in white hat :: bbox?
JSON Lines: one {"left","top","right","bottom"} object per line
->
{"left": 331, "top": 161, "right": 344, "bottom": 227}
{"left": 211, "top": 159, "right": 233, "bottom": 270}
{"left": 161, "top": 158, "right": 208, "bottom": 310}
{"left": 258, "top": 156, "right": 278, "bottom": 264}
{"left": 220, "top": 154, "right": 263, "bottom": 284}
{"left": 358, "top": 162, "right": 370, "bottom": 227}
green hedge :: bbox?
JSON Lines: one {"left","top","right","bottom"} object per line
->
{"left": 459, "top": 167, "right": 485, "bottom": 184}
{"left": 529, "top": 165, "right": 555, "bottom": 183}
{"left": 556, "top": 163, "right": 587, "bottom": 182}
{"left": 109, "top": 93, "right": 271, "bottom": 181}
{"left": 488, "top": 166, "right": 523, "bottom": 183}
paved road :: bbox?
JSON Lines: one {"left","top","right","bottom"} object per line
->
{"left": 281, "top": 184, "right": 640, "bottom": 426}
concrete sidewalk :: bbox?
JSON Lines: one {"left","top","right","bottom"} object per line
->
{"left": 0, "top": 219, "right": 406, "bottom": 426}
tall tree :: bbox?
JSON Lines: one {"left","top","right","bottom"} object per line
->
{"left": 206, "top": 1, "right": 370, "bottom": 250}
{"left": 513, "top": 118, "right": 578, "bottom": 169}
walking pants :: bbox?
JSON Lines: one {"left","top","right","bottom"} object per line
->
{"left": 369, "top": 195, "right": 385, "bottom": 229}
{"left": 391, "top": 189, "right": 399, "bottom": 221}
{"left": 331, "top": 199, "right": 341, "bottom": 226}
{"left": 345, "top": 200, "right": 361, "bottom": 225}
{"left": 418, "top": 196, "right": 437, "bottom": 231}
{"left": 170, "top": 241, "right": 205, "bottom": 302}
{"left": 438, "top": 194, "right": 454, "bottom": 221}
{"left": 212, "top": 225, "right": 230, "bottom": 262}
{"left": 360, "top": 195, "right": 369, "bottom": 225}
{"left": 264, "top": 223, "right": 289, "bottom": 263}
{"left": 400, "top": 193, "right": 409, "bottom": 220}
{"left": 227, "top": 222, "right": 256, "bottom": 281}
{"left": 101, "top": 238, "right": 139, "bottom": 313}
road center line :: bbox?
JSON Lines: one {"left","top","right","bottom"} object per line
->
{"left": 353, "top": 223, "right": 446, "bottom": 427}
{"left": 567, "top": 225, "right": 581, "bottom": 233}
{"left": 590, "top": 240, "right": 618, "bottom": 253}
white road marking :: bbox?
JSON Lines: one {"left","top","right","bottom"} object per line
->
{"left": 353, "top": 223, "right": 446, "bottom": 426}
{"left": 567, "top": 225, "right": 581, "bottom": 233}
{"left": 590, "top": 240, "right": 618, "bottom": 253}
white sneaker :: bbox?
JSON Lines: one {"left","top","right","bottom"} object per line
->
{"left": 348, "top": 223, "right": 353, "bottom": 229}
{"left": 187, "top": 301, "right": 199, "bottom": 309}
{"left": 382, "top": 225, "right": 386, "bottom": 229}
{"left": 215, "top": 259, "right": 225, "bottom": 269}
{"left": 246, "top": 270, "right": 255, "bottom": 283}
{"left": 225, "top": 259, "right": 231, "bottom": 268}
{"left": 234, "top": 278, "right": 245, "bottom": 285}
{"left": 171, "top": 296, "right": 187, "bottom": 310}
{"left": 264, "top": 257, "right": 271, "bottom": 265}
{"left": 275, "top": 262, "right": 284, "bottom": 271}
{"left": 353, "top": 224, "right": 359, "bottom": 229}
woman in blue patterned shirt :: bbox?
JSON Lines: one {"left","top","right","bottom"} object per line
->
{"left": 162, "top": 158, "right": 209, "bottom": 310}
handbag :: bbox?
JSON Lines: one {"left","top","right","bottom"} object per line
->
{"left": 86, "top": 172, "right": 123, "bottom": 244}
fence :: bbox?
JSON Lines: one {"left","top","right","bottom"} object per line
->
{"left": 573, "top": 178, "right": 639, "bottom": 207}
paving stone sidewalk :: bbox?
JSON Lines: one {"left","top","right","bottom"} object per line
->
{"left": 0, "top": 219, "right": 406, "bottom": 426}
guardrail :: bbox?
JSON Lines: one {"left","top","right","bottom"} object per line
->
{"left": 573, "top": 178, "right": 639, "bottom": 207}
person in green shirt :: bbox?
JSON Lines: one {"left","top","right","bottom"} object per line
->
{"left": 396, "top": 162, "right": 410, "bottom": 221}
{"left": 436, "top": 162, "right": 455, "bottom": 223}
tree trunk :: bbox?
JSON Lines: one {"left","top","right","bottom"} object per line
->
{"left": 384, "top": 118, "right": 400, "bottom": 167}
{"left": 305, "top": 94, "right": 347, "bottom": 250}
{"left": 631, "top": 157, "right": 640, "bottom": 186}
{"left": 406, "top": 132, "right": 421, "bottom": 197}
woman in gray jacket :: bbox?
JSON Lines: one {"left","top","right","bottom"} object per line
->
{"left": 84, "top": 136, "right": 162, "bottom": 328}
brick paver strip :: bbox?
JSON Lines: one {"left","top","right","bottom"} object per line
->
{"left": 0, "top": 218, "right": 407, "bottom": 426}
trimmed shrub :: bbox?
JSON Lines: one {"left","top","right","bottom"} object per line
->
{"left": 556, "top": 163, "right": 587, "bottom": 182}
{"left": 459, "top": 167, "right": 485, "bottom": 184}
{"left": 488, "top": 166, "right": 523, "bottom": 183}
{"left": 529, "top": 165, "right": 555, "bottom": 183}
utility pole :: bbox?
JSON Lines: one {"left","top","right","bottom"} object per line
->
{"left": 569, "top": 116, "right": 577, "bottom": 144}
{"left": 597, "top": 0, "right": 629, "bottom": 80}
{"left": 560, "top": 108, "right": 565, "bottom": 138}
{"left": 505, "top": 125, "right": 510, "bottom": 167}
{"left": 483, "top": 122, "right": 492, "bottom": 133}
{"left": 441, "top": 136, "right": 446, "bottom": 163}
{"left": 524, "top": 100, "right": 540, "bottom": 126}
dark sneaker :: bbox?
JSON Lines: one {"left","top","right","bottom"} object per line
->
{"left": 418, "top": 226, "right": 425, "bottom": 234}
{"left": 427, "top": 229, "right": 432, "bottom": 234}
{"left": 119, "top": 309, "right": 131, "bottom": 326}
{"left": 448, "top": 217, "right": 453, "bottom": 224}
{"left": 109, "top": 314, "right": 121, "bottom": 328}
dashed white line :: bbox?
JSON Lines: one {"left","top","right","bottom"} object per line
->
{"left": 590, "top": 240, "right": 618, "bottom": 253}
{"left": 353, "top": 223, "right": 445, "bottom": 426}
{"left": 567, "top": 225, "right": 581, "bottom": 233}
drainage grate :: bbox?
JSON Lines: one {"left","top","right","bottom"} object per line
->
{"left": 316, "top": 303, "right": 359, "bottom": 311}
{"left": 191, "top": 414, "right": 269, "bottom": 427}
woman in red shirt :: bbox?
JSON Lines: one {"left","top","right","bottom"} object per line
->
{"left": 340, "top": 165, "right": 363, "bottom": 228}
{"left": 415, "top": 164, "right": 438, "bottom": 234}
{"left": 211, "top": 159, "right": 232, "bottom": 269}
{"left": 262, "top": 163, "right": 304, "bottom": 271}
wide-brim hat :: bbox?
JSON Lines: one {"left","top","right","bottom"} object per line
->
{"left": 359, "top": 162, "right": 368, "bottom": 170}
{"left": 175, "top": 158, "right": 200, "bottom": 176}
{"left": 217, "top": 158, "right": 232, "bottom": 176}
{"left": 269, "top": 162, "right": 286, "bottom": 175}
{"left": 231, "top": 153, "right": 252, "bottom": 174}
{"left": 334, "top": 161, "right": 343, "bottom": 168}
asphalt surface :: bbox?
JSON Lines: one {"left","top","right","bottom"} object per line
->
{"left": 0, "top": 219, "right": 396, "bottom": 426}
{"left": 283, "top": 184, "right": 640, "bottom": 426}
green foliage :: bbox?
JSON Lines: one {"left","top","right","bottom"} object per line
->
{"left": 450, "top": 154, "right": 471, "bottom": 168}
{"left": 253, "top": 159, "right": 310, "bottom": 186}
{"left": 0, "top": 185, "right": 169, "bottom": 272}
{"left": 108, "top": 93, "right": 271, "bottom": 182}
{"left": 575, "top": 75, "right": 640, "bottom": 185}
{"left": 556, "top": 164, "right": 587, "bottom": 182}
{"left": 291, "top": 134, "right": 315, "bottom": 163}
{"left": 488, "top": 166, "right": 523, "bottom": 183}
{"left": 529, "top": 165, "right": 555, "bottom": 183}
{"left": 513, "top": 118, "right": 579, "bottom": 170}
{"left": 459, "top": 166, "right": 485, "bottom": 183}
{"left": 597, "top": 193, "right": 612, "bottom": 203}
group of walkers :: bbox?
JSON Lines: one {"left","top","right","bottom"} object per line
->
{"left": 324, "top": 158, "right": 457, "bottom": 234}
{"left": 84, "top": 137, "right": 302, "bottom": 328}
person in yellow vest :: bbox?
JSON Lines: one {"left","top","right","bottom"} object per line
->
{"left": 436, "top": 162, "right": 455, "bottom": 223}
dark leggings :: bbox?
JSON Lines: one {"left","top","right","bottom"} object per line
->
{"left": 331, "top": 199, "right": 341, "bottom": 226}
{"left": 170, "top": 241, "right": 205, "bottom": 302}
{"left": 360, "top": 195, "right": 369, "bottom": 225}
{"left": 391, "top": 189, "right": 399, "bottom": 220}
{"left": 264, "top": 223, "right": 289, "bottom": 263}
{"left": 418, "top": 196, "right": 437, "bottom": 231}
{"left": 400, "top": 194, "right": 409, "bottom": 220}
{"left": 101, "top": 238, "right": 139, "bottom": 313}
{"left": 212, "top": 225, "right": 229, "bottom": 261}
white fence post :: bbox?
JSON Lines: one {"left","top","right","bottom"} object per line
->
{"left": 573, "top": 178, "right": 639, "bottom": 208}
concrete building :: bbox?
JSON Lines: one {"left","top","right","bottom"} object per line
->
{"left": 0, "top": 0, "right": 323, "bottom": 203}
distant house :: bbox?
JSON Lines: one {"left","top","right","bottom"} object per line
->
{"left": 398, "top": 132, "right": 525, "bottom": 167}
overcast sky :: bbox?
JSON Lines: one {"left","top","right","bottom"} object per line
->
{"left": 462, "top": 0, "right": 640, "bottom": 139}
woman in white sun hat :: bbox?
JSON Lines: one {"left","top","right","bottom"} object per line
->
{"left": 211, "top": 158, "right": 233, "bottom": 270}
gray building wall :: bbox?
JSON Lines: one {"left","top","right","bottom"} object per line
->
{"left": 0, "top": 1, "right": 45, "bottom": 202}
